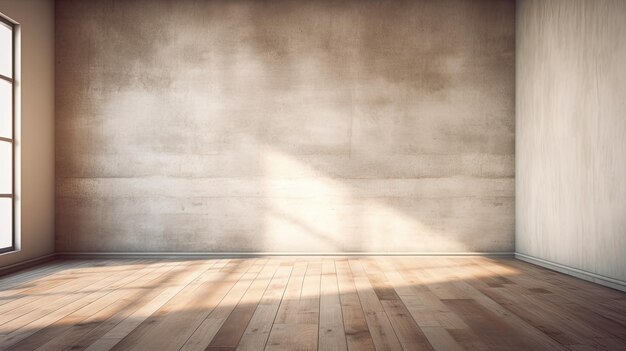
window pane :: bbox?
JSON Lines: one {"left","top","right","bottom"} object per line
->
{"left": 0, "top": 198, "right": 11, "bottom": 249}
{"left": 0, "top": 80, "right": 11, "bottom": 138}
{"left": 0, "top": 141, "right": 11, "bottom": 194}
{"left": 0, "top": 21, "right": 12, "bottom": 78}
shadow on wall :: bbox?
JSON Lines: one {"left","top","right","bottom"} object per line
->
{"left": 55, "top": 0, "right": 515, "bottom": 252}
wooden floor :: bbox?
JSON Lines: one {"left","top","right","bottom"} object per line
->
{"left": 0, "top": 257, "right": 625, "bottom": 351}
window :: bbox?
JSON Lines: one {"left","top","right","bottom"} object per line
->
{"left": 0, "top": 15, "right": 15, "bottom": 253}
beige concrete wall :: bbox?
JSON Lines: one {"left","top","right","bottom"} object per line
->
{"left": 0, "top": 0, "right": 55, "bottom": 267}
{"left": 517, "top": 0, "right": 626, "bottom": 281}
{"left": 56, "top": 0, "right": 515, "bottom": 253}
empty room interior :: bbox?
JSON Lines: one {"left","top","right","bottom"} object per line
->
{"left": 0, "top": 0, "right": 625, "bottom": 350}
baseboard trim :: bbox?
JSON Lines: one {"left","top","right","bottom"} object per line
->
{"left": 56, "top": 251, "right": 515, "bottom": 259}
{"left": 0, "top": 253, "right": 58, "bottom": 277}
{"left": 515, "top": 253, "right": 626, "bottom": 292}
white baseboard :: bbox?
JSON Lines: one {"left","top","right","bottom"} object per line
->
{"left": 515, "top": 253, "right": 626, "bottom": 292}
{"left": 56, "top": 251, "right": 515, "bottom": 259}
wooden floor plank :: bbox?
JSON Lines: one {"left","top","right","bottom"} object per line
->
{"left": 11, "top": 260, "right": 177, "bottom": 351}
{"left": 85, "top": 259, "right": 228, "bottom": 351}
{"left": 189, "top": 259, "right": 280, "bottom": 351}
{"left": 364, "top": 258, "right": 433, "bottom": 351}
{"left": 110, "top": 259, "right": 256, "bottom": 351}
{"left": 468, "top": 258, "right": 626, "bottom": 348}
{"left": 272, "top": 260, "right": 308, "bottom": 325}
{"left": 335, "top": 259, "right": 376, "bottom": 351}
{"left": 0, "top": 260, "right": 147, "bottom": 348}
{"left": 53, "top": 260, "right": 207, "bottom": 351}
{"left": 0, "top": 260, "right": 126, "bottom": 318}
{"left": 0, "top": 260, "right": 93, "bottom": 305}
{"left": 236, "top": 264, "right": 293, "bottom": 351}
{"left": 0, "top": 257, "right": 624, "bottom": 351}
{"left": 439, "top": 258, "right": 568, "bottom": 351}
{"left": 264, "top": 324, "right": 318, "bottom": 351}
{"left": 389, "top": 257, "right": 470, "bottom": 350}
{"left": 265, "top": 258, "right": 321, "bottom": 351}
{"left": 318, "top": 258, "right": 347, "bottom": 351}
{"left": 349, "top": 259, "right": 403, "bottom": 351}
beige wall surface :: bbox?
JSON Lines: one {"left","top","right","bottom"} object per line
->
{"left": 0, "top": 0, "right": 55, "bottom": 267}
{"left": 56, "top": 0, "right": 515, "bottom": 253}
{"left": 517, "top": 0, "right": 626, "bottom": 281}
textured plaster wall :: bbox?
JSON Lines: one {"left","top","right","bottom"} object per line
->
{"left": 0, "top": 0, "right": 55, "bottom": 267}
{"left": 56, "top": 0, "right": 515, "bottom": 253}
{"left": 517, "top": 0, "right": 626, "bottom": 281}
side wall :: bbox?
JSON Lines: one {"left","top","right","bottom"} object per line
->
{"left": 56, "top": 0, "right": 515, "bottom": 253}
{"left": 0, "top": 0, "right": 55, "bottom": 268}
{"left": 517, "top": 0, "right": 626, "bottom": 286}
